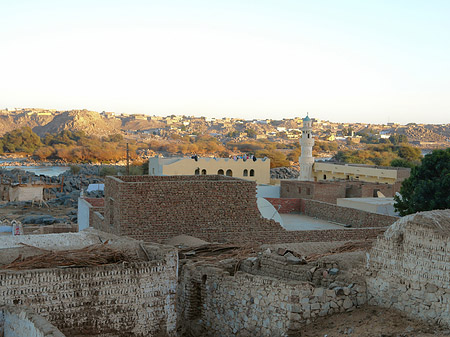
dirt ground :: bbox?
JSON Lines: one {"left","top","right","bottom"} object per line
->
{"left": 0, "top": 201, "right": 74, "bottom": 220}
{"left": 299, "top": 305, "right": 450, "bottom": 337}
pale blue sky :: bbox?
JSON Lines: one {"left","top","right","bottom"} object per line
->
{"left": 1, "top": 0, "right": 449, "bottom": 124}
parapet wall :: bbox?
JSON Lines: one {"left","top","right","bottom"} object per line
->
{"left": 366, "top": 210, "right": 450, "bottom": 326}
{"left": 0, "top": 244, "right": 178, "bottom": 336}
{"left": 300, "top": 199, "right": 397, "bottom": 228}
{"left": 0, "top": 305, "right": 65, "bottom": 337}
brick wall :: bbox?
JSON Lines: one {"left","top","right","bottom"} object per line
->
{"left": 92, "top": 175, "right": 388, "bottom": 245}
{"left": 264, "top": 198, "right": 301, "bottom": 213}
{"left": 0, "top": 244, "right": 178, "bottom": 337}
{"left": 281, "top": 180, "right": 401, "bottom": 204}
{"left": 300, "top": 199, "right": 398, "bottom": 228}
{"left": 280, "top": 180, "right": 346, "bottom": 204}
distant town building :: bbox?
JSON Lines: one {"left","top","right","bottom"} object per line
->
{"left": 297, "top": 114, "right": 409, "bottom": 185}
{"left": 148, "top": 156, "right": 270, "bottom": 184}
{"left": 313, "top": 162, "right": 410, "bottom": 185}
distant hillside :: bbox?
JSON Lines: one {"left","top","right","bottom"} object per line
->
{"left": 0, "top": 112, "right": 53, "bottom": 135}
{"left": 0, "top": 109, "right": 122, "bottom": 137}
{"left": 392, "top": 125, "right": 448, "bottom": 142}
{"left": 32, "top": 110, "right": 121, "bottom": 137}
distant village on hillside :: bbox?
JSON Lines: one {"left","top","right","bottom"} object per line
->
{"left": 1, "top": 108, "right": 449, "bottom": 149}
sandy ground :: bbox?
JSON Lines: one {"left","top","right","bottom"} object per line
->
{"left": 299, "top": 305, "right": 450, "bottom": 337}
{"left": 0, "top": 201, "right": 74, "bottom": 220}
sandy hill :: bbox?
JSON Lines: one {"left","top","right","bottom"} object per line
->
{"left": 32, "top": 110, "right": 121, "bottom": 137}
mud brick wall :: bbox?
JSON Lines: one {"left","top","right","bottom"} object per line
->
{"left": 0, "top": 246, "right": 178, "bottom": 337}
{"left": 264, "top": 198, "right": 302, "bottom": 213}
{"left": 178, "top": 263, "right": 366, "bottom": 337}
{"left": 366, "top": 210, "right": 450, "bottom": 327}
{"left": 281, "top": 180, "right": 400, "bottom": 204}
{"left": 0, "top": 306, "right": 65, "bottom": 337}
{"left": 299, "top": 199, "right": 397, "bottom": 228}
{"left": 99, "top": 175, "right": 287, "bottom": 243}
{"left": 94, "top": 176, "right": 387, "bottom": 244}
{"left": 281, "top": 180, "right": 346, "bottom": 204}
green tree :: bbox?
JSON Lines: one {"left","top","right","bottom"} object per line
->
{"left": 1, "top": 127, "right": 42, "bottom": 153}
{"left": 394, "top": 148, "right": 450, "bottom": 216}
{"left": 390, "top": 158, "right": 416, "bottom": 169}
{"left": 396, "top": 144, "right": 421, "bottom": 162}
{"left": 255, "top": 149, "right": 290, "bottom": 168}
{"left": 389, "top": 134, "right": 408, "bottom": 145}
{"left": 245, "top": 129, "right": 257, "bottom": 138}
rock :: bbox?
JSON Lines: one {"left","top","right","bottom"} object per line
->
{"left": 285, "top": 252, "right": 305, "bottom": 265}
{"left": 343, "top": 298, "right": 353, "bottom": 309}
{"left": 425, "top": 283, "right": 439, "bottom": 293}
{"left": 328, "top": 268, "right": 339, "bottom": 275}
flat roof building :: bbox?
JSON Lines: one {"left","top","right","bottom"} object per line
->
{"left": 149, "top": 156, "right": 271, "bottom": 184}
{"left": 313, "top": 162, "right": 410, "bottom": 185}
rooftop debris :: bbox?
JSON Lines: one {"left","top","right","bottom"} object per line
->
{"left": 178, "top": 243, "right": 259, "bottom": 262}
{"left": 1, "top": 242, "right": 132, "bottom": 270}
{"left": 305, "top": 241, "right": 372, "bottom": 263}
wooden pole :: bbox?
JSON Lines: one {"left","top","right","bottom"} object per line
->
{"left": 126, "top": 143, "right": 130, "bottom": 175}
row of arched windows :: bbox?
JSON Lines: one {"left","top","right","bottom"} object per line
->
{"left": 194, "top": 169, "right": 255, "bottom": 177}
{"left": 195, "top": 168, "right": 208, "bottom": 175}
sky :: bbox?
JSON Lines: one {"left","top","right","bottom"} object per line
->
{"left": 0, "top": 0, "right": 449, "bottom": 124}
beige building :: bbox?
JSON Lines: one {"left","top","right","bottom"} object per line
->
{"left": 312, "top": 162, "right": 410, "bottom": 185}
{"left": 148, "top": 156, "right": 271, "bottom": 184}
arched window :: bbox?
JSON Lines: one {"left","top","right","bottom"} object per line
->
{"left": 195, "top": 168, "right": 200, "bottom": 175}
{"left": 323, "top": 174, "right": 327, "bottom": 180}
{"left": 307, "top": 133, "right": 310, "bottom": 138}
{"left": 226, "top": 169, "right": 233, "bottom": 177}
{"left": 243, "top": 169, "right": 248, "bottom": 176}
{"left": 201, "top": 169, "right": 207, "bottom": 175}
{"left": 218, "top": 169, "right": 224, "bottom": 175}
{"left": 250, "top": 169, "right": 255, "bottom": 177}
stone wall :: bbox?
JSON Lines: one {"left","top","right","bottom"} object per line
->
{"left": 178, "top": 262, "right": 366, "bottom": 336}
{"left": 300, "top": 199, "right": 397, "bottom": 228}
{"left": 0, "top": 305, "right": 65, "bottom": 337}
{"left": 366, "top": 210, "right": 450, "bottom": 327}
{"left": 0, "top": 243, "right": 178, "bottom": 336}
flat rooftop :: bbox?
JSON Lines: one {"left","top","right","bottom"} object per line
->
{"left": 338, "top": 197, "right": 395, "bottom": 205}
{"left": 279, "top": 213, "right": 345, "bottom": 231}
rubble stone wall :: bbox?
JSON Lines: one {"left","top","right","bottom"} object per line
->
{"left": 178, "top": 264, "right": 366, "bottom": 337}
{"left": 300, "top": 199, "right": 397, "bottom": 228}
{"left": 0, "top": 305, "right": 65, "bottom": 337}
{"left": 366, "top": 210, "right": 450, "bottom": 327}
{"left": 0, "top": 246, "right": 178, "bottom": 337}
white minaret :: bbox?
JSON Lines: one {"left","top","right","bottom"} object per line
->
{"left": 298, "top": 114, "right": 315, "bottom": 181}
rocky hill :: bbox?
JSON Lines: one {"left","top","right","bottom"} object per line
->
{"left": 32, "top": 110, "right": 121, "bottom": 137}
{"left": 0, "top": 109, "right": 122, "bottom": 137}
{"left": 0, "top": 112, "right": 54, "bottom": 135}
{"left": 393, "top": 125, "right": 448, "bottom": 142}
